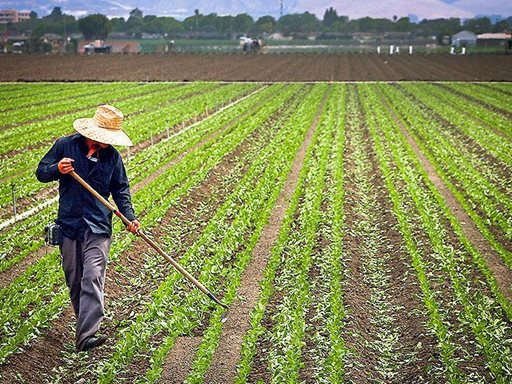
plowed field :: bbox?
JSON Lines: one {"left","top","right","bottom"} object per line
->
{"left": 0, "top": 53, "right": 511, "bottom": 81}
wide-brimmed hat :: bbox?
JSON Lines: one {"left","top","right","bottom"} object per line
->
{"left": 73, "top": 104, "right": 133, "bottom": 146}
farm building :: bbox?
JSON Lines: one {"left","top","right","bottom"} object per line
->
{"left": 477, "top": 32, "right": 512, "bottom": 47}
{"left": 451, "top": 30, "right": 477, "bottom": 47}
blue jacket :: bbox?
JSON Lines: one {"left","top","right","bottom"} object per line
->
{"left": 36, "top": 133, "right": 137, "bottom": 240}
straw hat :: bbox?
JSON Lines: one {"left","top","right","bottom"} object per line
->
{"left": 73, "top": 105, "right": 133, "bottom": 146}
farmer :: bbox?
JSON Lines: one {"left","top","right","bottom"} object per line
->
{"left": 36, "top": 105, "right": 140, "bottom": 352}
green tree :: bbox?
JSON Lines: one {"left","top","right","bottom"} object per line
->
{"left": 110, "top": 17, "right": 126, "bottom": 33}
{"left": 418, "top": 18, "right": 462, "bottom": 37}
{"left": 394, "top": 17, "right": 413, "bottom": 32}
{"left": 129, "top": 8, "right": 143, "bottom": 20}
{"left": 234, "top": 13, "right": 254, "bottom": 33}
{"left": 330, "top": 16, "right": 350, "bottom": 32}
{"left": 161, "top": 17, "right": 183, "bottom": 35}
{"left": 277, "top": 12, "right": 319, "bottom": 34}
{"left": 49, "top": 6, "right": 63, "bottom": 20}
{"left": 323, "top": 7, "right": 338, "bottom": 27}
{"left": 219, "top": 15, "right": 236, "bottom": 34}
{"left": 184, "top": 12, "right": 203, "bottom": 31}
{"left": 202, "top": 13, "right": 220, "bottom": 32}
{"left": 492, "top": 19, "right": 510, "bottom": 32}
{"left": 78, "top": 14, "right": 111, "bottom": 39}
{"left": 255, "top": 15, "right": 276, "bottom": 34}
{"left": 463, "top": 17, "right": 492, "bottom": 34}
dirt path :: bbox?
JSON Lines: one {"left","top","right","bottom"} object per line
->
{"left": 202, "top": 87, "right": 329, "bottom": 383}
{"left": 158, "top": 337, "right": 203, "bottom": 384}
{"left": 375, "top": 86, "right": 512, "bottom": 302}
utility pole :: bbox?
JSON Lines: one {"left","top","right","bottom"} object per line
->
{"left": 63, "top": 16, "right": 66, "bottom": 53}
{"left": 280, "top": 0, "right": 284, "bottom": 18}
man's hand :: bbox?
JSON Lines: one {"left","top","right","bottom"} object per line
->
{"left": 58, "top": 158, "right": 75, "bottom": 174}
{"left": 127, "top": 220, "right": 140, "bottom": 234}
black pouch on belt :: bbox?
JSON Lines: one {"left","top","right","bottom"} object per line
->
{"left": 45, "top": 223, "right": 63, "bottom": 246}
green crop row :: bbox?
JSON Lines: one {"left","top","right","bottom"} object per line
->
{"left": 0, "top": 83, "right": 254, "bottom": 213}
{"left": 360, "top": 84, "right": 464, "bottom": 382}
{"left": 318, "top": 85, "right": 348, "bottom": 383}
{"left": 401, "top": 83, "right": 512, "bottom": 164}
{"left": 0, "top": 83, "right": 179, "bottom": 152}
{"left": 297, "top": 84, "right": 348, "bottom": 383}
{"left": 0, "top": 82, "right": 215, "bottom": 159}
{"left": 485, "top": 83, "right": 512, "bottom": 97}
{"left": 0, "top": 83, "right": 74, "bottom": 105}
{"left": 138, "top": 84, "right": 306, "bottom": 384}
{"left": 443, "top": 83, "right": 512, "bottom": 116}
{"left": 264, "top": 86, "right": 333, "bottom": 383}
{"left": 0, "top": 83, "right": 303, "bottom": 365}
{"left": 1, "top": 83, "right": 123, "bottom": 113}
{"left": 378, "top": 84, "right": 512, "bottom": 267}
{"left": 0, "top": 84, "right": 276, "bottom": 275}
{"left": 93, "top": 84, "right": 326, "bottom": 382}
{"left": 0, "top": 83, "right": 272, "bottom": 276}
{"left": 1, "top": 83, "right": 140, "bottom": 127}
{"left": 232, "top": 87, "right": 335, "bottom": 383}
{"left": 362, "top": 84, "right": 512, "bottom": 382}
{"left": 345, "top": 86, "right": 403, "bottom": 381}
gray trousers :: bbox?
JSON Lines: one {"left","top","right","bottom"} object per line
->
{"left": 60, "top": 228, "right": 111, "bottom": 350}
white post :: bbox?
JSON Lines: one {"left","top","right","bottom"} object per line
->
{"left": 450, "top": 46, "right": 455, "bottom": 55}
{"left": 395, "top": 46, "right": 400, "bottom": 54}
{"left": 461, "top": 47, "right": 466, "bottom": 55}
{"left": 409, "top": 45, "right": 413, "bottom": 54}
{"left": 377, "top": 46, "right": 381, "bottom": 54}
{"left": 389, "top": 45, "right": 394, "bottom": 54}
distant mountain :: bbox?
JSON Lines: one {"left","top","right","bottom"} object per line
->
{"left": 295, "top": 0, "right": 473, "bottom": 20}
{"left": 1, "top": 0, "right": 509, "bottom": 20}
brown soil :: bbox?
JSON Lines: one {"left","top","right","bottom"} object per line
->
{"left": 390, "top": 84, "right": 512, "bottom": 252}
{"left": 0, "top": 102, "right": 258, "bottom": 384}
{"left": 203, "top": 86, "right": 328, "bottom": 384}
{"left": 1, "top": 54, "right": 512, "bottom": 82}
{"left": 158, "top": 336, "right": 202, "bottom": 384}
{"left": 376, "top": 86, "right": 512, "bottom": 303}
{"left": 0, "top": 84, "right": 301, "bottom": 383}
{"left": 341, "top": 86, "right": 440, "bottom": 383}
{"left": 375, "top": 87, "right": 504, "bottom": 382}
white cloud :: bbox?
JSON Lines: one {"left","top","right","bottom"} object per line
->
{"left": 66, "top": 9, "right": 88, "bottom": 17}
{"left": 452, "top": 0, "right": 512, "bottom": 16}
{"left": 106, "top": 0, "right": 134, "bottom": 11}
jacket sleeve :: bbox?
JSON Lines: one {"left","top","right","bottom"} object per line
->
{"left": 111, "top": 154, "right": 137, "bottom": 222}
{"left": 36, "top": 138, "right": 64, "bottom": 183}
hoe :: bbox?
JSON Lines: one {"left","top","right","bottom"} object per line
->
{"left": 69, "top": 170, "right": 229, "bottom": 321}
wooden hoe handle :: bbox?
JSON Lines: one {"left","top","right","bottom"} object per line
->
{"left": 68, "top": 170, "right": 227, "bottom": 309}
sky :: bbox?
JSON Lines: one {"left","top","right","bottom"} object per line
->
{"left": 0, "top": 0, "right": 510, "bottom": 21}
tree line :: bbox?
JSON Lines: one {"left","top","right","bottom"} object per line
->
{"left": 7, "top": 6, "right": 512, "bottom": 41}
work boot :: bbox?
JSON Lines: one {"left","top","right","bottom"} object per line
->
{"left": 80, "top": 335, "right": 107, "bottom": 352}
